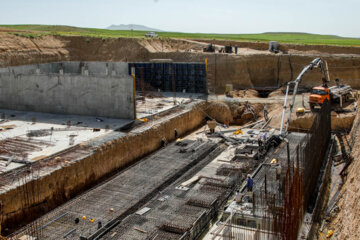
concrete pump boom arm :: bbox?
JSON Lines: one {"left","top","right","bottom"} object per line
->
{"left": 279, "top": 57, "right": 328, "bottom": 136}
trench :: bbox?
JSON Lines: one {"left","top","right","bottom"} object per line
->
{"left": 255, "top": 90, "right": 273, "bottom": 98}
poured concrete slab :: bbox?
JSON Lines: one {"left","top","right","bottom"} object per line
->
{"left": 136, "top": 92, "right": 204, "bottom": 118}
{"left": 0, "top": 109, "right": 133, "bottom": 166}
{"left": 0, "top": 160, "right": 24, "bottom": 173}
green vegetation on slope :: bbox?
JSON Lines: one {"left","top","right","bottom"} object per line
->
{"left": 1, "top": 24, "right": 360, "bottom": 46}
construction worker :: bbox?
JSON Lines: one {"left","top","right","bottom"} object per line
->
{"left": 263, "top": 132, "right": 268, "bottom": 141}
{"left": 161, "top": 137, "right": 167, "bottom": 147}
{"left": 275, "top": 164, "right": 282, "bottom": 180}
{"left": 235, "top": 190, "right": 241, "bottom": 203}
{"left": 174, "top": 128, "right": 178, "bottom": 139}
{"left": 224, "top": 119, "right": 230, "bottom": 128}
{"left": 335, "top": 78, "right": 340, "bottom": 87}
{"left": 246, "top": 174, "right": 253, "bottom": 192}
{"left": 258, "top": 136, "right": 263, "bottom": 147}
{"left": 264, "top": 104, "right": 269, "bottom": 121}
{"left": 322, "top": 77, "right": 328, "bottom": 88}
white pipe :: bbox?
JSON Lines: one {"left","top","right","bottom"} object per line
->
{"left": 280, "top": 83, "right": 291, "bottom": 135}
{"left": 285, "top": 81, "right": 299, "bottom": 134}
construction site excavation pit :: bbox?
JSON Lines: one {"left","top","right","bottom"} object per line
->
{"left": 0, "top": 63, "right": 267, "bottom": 238}
{"left": 7, "top": 96, "right": 338, "bottom": 240}
{"left": 0, "top": 68, "right": 284, "bottom": 239}
{"left": 7, "top": 116, "right": 286, "bottom": 240}
{"left": 0, "top": 36, "right": 359, "bottom": 240}
{"left": 1, "top": 82, "right": 355, "bottom": 239}
{"left": 0, "top": 61, "right": 210, "bottom": 235}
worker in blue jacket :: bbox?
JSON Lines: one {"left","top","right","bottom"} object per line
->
{"left": 246, "top": 174, "right": 253, "bottom": 192}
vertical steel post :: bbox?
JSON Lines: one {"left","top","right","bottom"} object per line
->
{"left": 287, "top": 141, "right": 291, "bottom": 167}
{"left": 264, "top": 174, "right": 267, "bottom": 201}
{"left": 131, "top": 66, "right": 136, "bottom": 120}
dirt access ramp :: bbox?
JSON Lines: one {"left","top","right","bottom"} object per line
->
{"left": 194, "top": 38, "right": 360, "bottom": 55}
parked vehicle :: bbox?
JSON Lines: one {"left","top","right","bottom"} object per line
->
{"left": 309, "top": 81, "right": 353, "bottom": 110}
{"left": 145, "top": 32, "right": 158, "bottom": 38}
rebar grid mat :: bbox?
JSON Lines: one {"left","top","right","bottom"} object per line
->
{"left": 149, "top": 230, "right": 182, "bottom": 240}
{"left": 102, "top": 215, "right": 157, "bottom": 240}
{"left": 9, "top": 140, "right": 217, "bottom": 239}
{"left": 237, "top": 100, "right": 332, "bottom": 240}
{"left": 103, "top": 197, "right": 206, "bottom": 239}
{"left": 0, "top": 137, "right": 53, "bottom": 160}
{"left": 210, "top": 221, "right": 281, "bottom": 240}
{"left": 100, "top": 143, "right": 228, "bottom": 240}
{"left": 200, "top": 184, "right": 227, "bottom": 194}
{"left": 186, "top": 189, "right": 221, "bottom": 208}
{"left": 158, "top": 223, "right": 189, "bottom": 235}
{"left": 161, "top": 204, "right": 206, "bottom": 231}
{"left": 0, "top": 145, "right": 90, "bottom": 190}
{"left": 202, "top": 178, "right": 233, "bottom": 189}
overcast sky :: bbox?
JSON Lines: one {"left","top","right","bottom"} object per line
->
{"left": 1, "top": 0, "right": 359, "bottom": 37}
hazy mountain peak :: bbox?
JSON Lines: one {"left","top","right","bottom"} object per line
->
{"left": 107, "top": 24, "right": 162, "bottom": 32}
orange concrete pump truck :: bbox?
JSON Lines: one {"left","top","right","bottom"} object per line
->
{"left": 280, "top": 57, "right": 353, "bottom": 136}
{"left": 309, "top": 78, "right": 353, "bottom": 110}
{"left": 306, "top": 58, "right": 353, "bottom": 110}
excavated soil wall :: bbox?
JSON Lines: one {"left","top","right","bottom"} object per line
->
{"left": 326, "top": 98, "right": 360, "bottom": 239}
{"left": 1, "top": 34, "right": 360, "bottom": 94}
{"left": 203, "top": 54, "right": 360, "bottom": 93}
{"left": 0, "top": 102, "right": 207, "bottom": 235}
{"left": 289, "top": 112, "right": 356, "bottom": 132}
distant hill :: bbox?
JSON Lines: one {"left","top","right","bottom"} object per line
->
{"left": 107, "top": 24, "right": 162, "bottom": 32}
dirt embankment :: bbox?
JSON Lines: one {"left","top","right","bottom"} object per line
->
{"left": 326, "top": 100, "right": 360, "bottom": 239}
{"left": 205, "top": 100, "right": 264, "bottom": 125}
{"left": 0, "top": 33, "right": 152, "bottom": 66}
{"left": 289, "top": 112, "right": 355, "bottom": 132}
{"left": 0, "top": 33, "right": 205, "bottom": 67}
{"left": 205, "top": 54, "right": 360, "bottom": 93}
{"left": 1, "top": 33, "right": 360, "bottom": 93}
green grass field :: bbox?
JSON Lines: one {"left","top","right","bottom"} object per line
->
{"left": 1, "top": 24, "right": 360, "bottom": 46}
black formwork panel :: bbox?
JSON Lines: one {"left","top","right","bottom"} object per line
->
{"left": 128, "top": 62, "right": 207, "bottom": 94}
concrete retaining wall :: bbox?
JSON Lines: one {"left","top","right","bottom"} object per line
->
{"left": 0, "top": 62, "right": 135, "bottom": 119}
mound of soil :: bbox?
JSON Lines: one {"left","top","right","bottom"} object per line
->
{"left": 268, "top": 88, "right": 284, "bottom": 97}
{"left": 229, "top": 102, "right": 264, "bottom": 125}
{"left": 205, "top": 101, "right": 233, "bottom": 123}
{"left": 229, "top": 89, "right": 259, "bottom": 98}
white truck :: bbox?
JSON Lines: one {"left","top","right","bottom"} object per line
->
{"left": 145, "top": 32, "right": 158, "bottom": 38}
